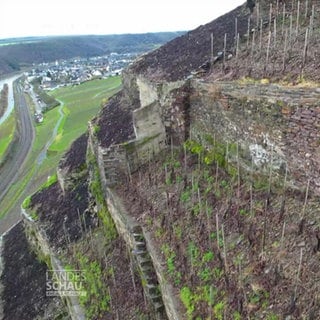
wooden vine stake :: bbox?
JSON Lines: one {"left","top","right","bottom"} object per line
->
{"left": 256, "top": 1, "right": 260, "bottom": 28}
{"left": 209, "top": 286, "right": 214, "bottom": 320}
{"left": 265, "top": 31, "right": 272, "bottom": 74}
{"left": 309, "top": 5, "right": 315, "bottom": 37}
{"left": 251, "top": 28, "right": 256, "bottom": 58}
{"left": 294, "top": 248, "right": 304, "bottom": 301}
{"left": 299, "top": 179, "right": 310, "bottom": 234}
{"left": 197, "top": 187, "right": 202, "bottom": 216}
{"left": 280, "top": 221, "right": 286, "bottom": 252}
{"left": 221, "top": 224, "right": 228, "bottom": 272}
{"left": 274, "top": 17, "right": 277, "bottom": 47}
{"left": 282, "top": 3, "right": 286, "bottom": 36}
{"left": 268, "top": 145, "right": 274, "bottom": 197}
{"left": 210, "top": 33, "right": 214, "bottom": 65}
{"left": 234, "top": 17, "right": 238, "bottom": 47}
{"left": 223, "top": 33, "right": 227, "bottom": 67}
{"left": 296, "top": 1, "right": 300, "bottom": 37}
{"left": 289, "top": 13, "right": 293, "bottom": 48}
{"left": 282, "top": 29, "right": 288, "bottom": 71}
{"left": 183, "top": 142, "right": 187, "bottom": 173}
{"left": 259, "top": 19, "right": 263, "bottom": 53}
{"left": 269, "top": 3, "right": 273, "bottom": 33}
{"left": 247, "top": 16, "right": 251, "bottom": 48}
{"left": 206, "top": 201, "right": 211, "bottom": 243}
{"left": 302, "top": 27, "right": 309, "bottom": 67}
{"left": 215, "top": 161, "right": 219, "bottom": 189}
{"left": 225, "top": 141, "right": 229, "bottom": 171}
{"left": 82, "top": 211, "right": 87, "bottom": 233}
{"left": 77, "top": 208, "right": 84, "bottom": 235}
{"left": 216, "top": 213, "right": 220, "bottom": 250}
{"left": 236, "top": 142, "right": 240, "bottom": 201}
{"left": 250, "top": 154, "right": 254, "bottom": 217}
{"left": 301, "top": 179, "right": 310, "bottom": 219}
{"left": 305, "top": 0, "right": 309, "bottom": 19}
{"left": 279, "top": 164, "right": 288, "bottom": 221}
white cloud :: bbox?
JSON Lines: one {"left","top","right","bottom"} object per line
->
{"left": 0, "top": 0, "right": 245, "bottom": 39}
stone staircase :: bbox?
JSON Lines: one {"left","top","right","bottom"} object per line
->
{"left": 131, "top": 225, "right": 167, "bottom": 319}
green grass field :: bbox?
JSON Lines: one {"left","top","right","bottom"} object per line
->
{"left": 0, "top": 112, "right": 15, "bottom": 162}
{"left": 1, "top": 76, "right": 121, "bottom": 218}
{"left": 34, "top": 75, "right": 121, "bottom": 180}
{"left": 48, "top": 76, "right": 121, "bottom": 153}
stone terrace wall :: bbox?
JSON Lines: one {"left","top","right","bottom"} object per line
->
{"left": 94, "top": 133, "right": 166, "bottom": 187}
{"left": 103, "top": 190, "right": 177, "bottom": 320}
{"left": 21, "top": 212, "right": 85, "bottom": 320}
{"left": 89, "top": 112, "right": 180, "bottom": 318}
{"left": 190, "top": 80, "right": 320, "bottom": 193}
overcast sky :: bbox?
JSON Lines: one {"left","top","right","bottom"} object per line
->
{"left": 1, "top": 0, "right": 245, "bottom": 39}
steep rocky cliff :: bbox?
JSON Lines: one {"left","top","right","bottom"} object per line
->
{"left": 2, "top": 0, "right": 320, "bottom": 319}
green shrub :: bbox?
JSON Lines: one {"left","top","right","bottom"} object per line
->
{"left": 22, "top": 195, "right": 32, "bottom": 209}
{"left": 180, "top": 287, "right": 195, "bottom": 319}
{"left": 39, "top": 173, "right": 58, "bottom": 190}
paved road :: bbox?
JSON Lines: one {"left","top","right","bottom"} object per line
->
{"left": 0, "top": 80, "right": 35, "bottom": 235}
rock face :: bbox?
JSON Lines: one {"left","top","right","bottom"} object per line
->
{"left": 93, "top": 74, "right": 320, "bottom": 196}
{"left": 189, "top": 80, "right": 320, "bottom": 194}
{"left": 86, "top": 74, "right": 320, "bottom": 319}
{"left": 4, "top": 0, "right": 320, "bottom": 319}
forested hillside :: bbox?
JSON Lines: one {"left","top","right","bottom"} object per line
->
{"left": 0, "top": 32, "right": 184, "bottom": 76}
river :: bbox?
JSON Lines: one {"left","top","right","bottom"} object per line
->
{"left": 0, "top": 74, "right": 23, "bottom": 126}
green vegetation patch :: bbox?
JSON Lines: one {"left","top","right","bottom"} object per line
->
{"left": 68, "top": 255, "right": 111, "bottom": 319}
{"left": 122, "top": 133, "right": 293, "bottom": 319}
{"left": 0, "top": 112, "right": 16, "bottom": 161}
{"left": 39, "top": 173, "right": 58, "bottom": 191}
{"left": 48, "top": 76, "right": 121, "bottom": 154}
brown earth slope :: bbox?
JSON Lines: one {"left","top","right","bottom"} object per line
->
{"left": 0, "top": 222, "right": 69, "bottom": 320}
{"left": 128, "top": 0, "right": 320, "bottom": 84}
{"left": 127, "top": 3, "right": 250, "bottom": 82}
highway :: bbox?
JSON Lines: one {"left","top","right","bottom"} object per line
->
{"left": 0, "top": 79, "right": 35, "bottom": 234}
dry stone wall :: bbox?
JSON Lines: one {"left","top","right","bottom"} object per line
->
{"left": 88, "top": 74, "right": 320, "bottom": 319}
{"left": 89, "top": 122, "right": 174, "bottom": 318}
{"left": 190, "top": 80, "right": 320, "bottom": 193}
{"left": 22, "top": 210, "right": 85, "bottom": 320}
{"left": 103, "top": 189, "right": 170, "bottom": 319}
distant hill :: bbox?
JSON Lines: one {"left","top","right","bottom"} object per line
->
{"left": 0, "top": 32, "right": 185, "bottom": 77}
